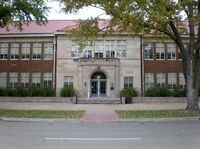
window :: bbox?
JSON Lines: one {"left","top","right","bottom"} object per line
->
{"left": 156, "top": 73, "right": 166, "bottom": 88}
{"left": 0, "top": 72, "right": 7, "bottom": 88}
{"left": 168, "top": 73, "right": 177, "bottom": 90}
{"left": 44, "top": 43, "right": 53, "bottom": 60}
{"left": 20, "top": 72, "right": 29, "bottom": 87}
{"left": 124, "top": 76, "right": 133, "bottom": 87}
{"left": 43, "top": 73, "right": 52, "bottom": 87}
{"left": 32, "top": 73, "right": 41, "bottom": 87}
{"left": 64, "top": 76, "right": 73, "bottom": 87}
{"left": 144, "top": 44, "right": 154, "bottom": 60}
{"left": 21, "top": 43, "right": 30, "bottom": 60}
{"left": 156, "top": 43, "right": 165, "bottom": 60}
{"left": 83, "top": 49, "right": 92, "bottom": 58}
{"left": 167, "top": 43, "right": 176, "bottom": 60}
{"left": 105, "top": 40, "right": 115, "bottom": 58}
{"left": 10, "top": 43, "right": 19, "bottom": 60}
{"left": 94, "top": 41, "right": 104, "bottom": 58}
{"left": 71, "top": 45, "right": 81, "bottom": 58}
{"left": 117, "top": 40, "right": 126, "bottom": 58}
{"left": 32, "top": 43, "right": 41, "bottom": 60}
{"left": 0, "top": 43, "right": 8, "bottom": 59}
{"left": 179, "top": 73, "right": 186, "bottom": 90}
{"left": 145, "top": 73, "right": 154, "bottom": 90}
{"left": 9, "top": 72, "right": 18, "bottom": 88}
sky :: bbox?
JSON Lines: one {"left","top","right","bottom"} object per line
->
{"left": 46, "top": 1, "right": 110, "bottom": 20}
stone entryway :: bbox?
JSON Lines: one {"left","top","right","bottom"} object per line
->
{"left": 90, "top": 72, "right": 107, "bottom": 98}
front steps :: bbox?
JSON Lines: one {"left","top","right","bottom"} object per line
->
{"left": 77, "top": 98, "right": 121, "bottom": 104}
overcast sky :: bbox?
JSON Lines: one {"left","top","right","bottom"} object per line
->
{"left": 46, "top": 1, "right": 110, "bottom": 20}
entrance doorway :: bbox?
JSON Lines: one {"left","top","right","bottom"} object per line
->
{"left": 91, "top": 72, "right": 107, "bottom": 98}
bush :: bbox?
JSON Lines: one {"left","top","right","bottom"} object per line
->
{"left": 145, "top": 87, "right": 171, "bottom": 97}
{"left": 60, "top": 86, "right": 75, "bottom": 97}
{"left": 6, "top": 88, "right": 17, "bottom": 96}
{"left": 145, "top": 87, "right": 158, "bottom": 97}
{"left": 44, "top": 87, "right": 54, "bottom": 96}
{"left": 172, "top": 88, "right": 186, "bottom": 97}
{"left": 30, "top": 87, "right": 45, "bottom": 96}
{"left": 16, "top": 86, "right": 30, "bottom": 97}
{"left": 121, "top": 87, "right": 138, "bottom": 97}
{"left": 0, "top": 88, "right": 7, "bottom": 96}
{"left": 157, "top": 87, "right": 171, "bottom": 97}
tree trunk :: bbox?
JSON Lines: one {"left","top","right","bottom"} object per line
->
{"left": 185, "top": 56, "right": 199, "bottom": 111}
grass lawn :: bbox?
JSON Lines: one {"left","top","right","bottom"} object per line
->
{"left": 116, "top": 110, "right": 200, "bottom": 119}
{"left": 0, "top": 110, "right": 85, "bottom": 119}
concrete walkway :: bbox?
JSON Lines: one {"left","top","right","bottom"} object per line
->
{"left": 0, "top": 102, "right": 188, "bottom": 122}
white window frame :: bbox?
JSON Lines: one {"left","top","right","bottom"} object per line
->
{"left": 156, "top": 43, "right": 165, "bottom": 60}
{"left": 44, "top": 43, "right": 53, "bottom": 60}
{"left": 167, "top": 43, "right": 176, "bottom": 60}
{"left": 124, "top": 76, "right": 134, "bottom": 87}
{"left": 10, "top": 43, "right": 19, "bottom": 60}
{"left": 20, "top": 72, "right": 29, "bottom": 87}
{"left": 43, "top": 73, "right": 53, "bottom": 87}
{"left": 0, "top": 72, "right": 7, "bottom": 88}
{"left": 32, "top": 73, "right": 41, "bottom": 87}
{"left": 64, "top": 76, "right": 73, "bottom": 87}
{"left": 145, "top": 73, "right": 154, "bottom": 90}
{"left": 168, "top": 73, "right": 177, "bottom": 90}
{"left": 21, "top": 43, "right": 30, "bottom": 60}
{"left": 144, "top": 44, "right": 154, "bottom": 60}
{"left": 32, "top": 43, "right": 42, "bottom": 60}
{"left": 9, "top": 72, "right": 18, "bottom": 88}
{"left": 0, "top": 43, "right": 8, "bottom": 60}
{"left": 179, "top": 73, "right": 186, "bottom": 90}
{"left": 156, "top": 73, "right": 166, "bottom": 88}
{"left": 117, "top": 40, "right": 126, "bottom": 58}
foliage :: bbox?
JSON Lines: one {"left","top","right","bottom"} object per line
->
{"left": 59, "top": 0, "right": 200, "bottom": 110}
{"left": 0, "top": 110, "right": 85, "bottom": 118}
{"left": 0, "top": 0, "right": 48, "bottom": 29}
{"left": 0, "top": 87, "right": 54, "bottom": 97}
{"left": 116, "top": 110, "right": 200, "bottom": 119}
{"left": 60, "top": 86, "right": 75, "bottom": 97}
{"left": 145, "top": 87, "right": 158, "bottom": 97}
{"left": 121, "top": 87, "right": 138, "bottom": 97}
{"left": 172, "top": 88, "right": 186, "bottom": 97}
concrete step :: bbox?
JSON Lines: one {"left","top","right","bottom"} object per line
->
{"left": 77, "top": 98, "right": 121, "bottom": 104}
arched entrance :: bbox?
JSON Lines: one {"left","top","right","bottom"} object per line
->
{"left": 91, "top": 72, "right": 107, "bottom": 98}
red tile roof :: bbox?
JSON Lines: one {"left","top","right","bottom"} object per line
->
{"left": 0, "top": 20, "right": 78, "bottom": 35}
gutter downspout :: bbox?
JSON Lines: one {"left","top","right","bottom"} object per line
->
{"left": 53, "top": 35, "right": 57, "bottom": 96}
{"left": 140, "top": 36, "right": 145, "bottom": 97}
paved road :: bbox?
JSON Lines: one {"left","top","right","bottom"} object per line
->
{"left": 0, "top": 120, "right": 200, "bottom": 149}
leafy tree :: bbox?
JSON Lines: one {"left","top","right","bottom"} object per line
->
{"left": 0, "top": 0, "right": 49, "bottom": 29}
{"left": 60, "top": 0, "right": 200, "bottom": 111}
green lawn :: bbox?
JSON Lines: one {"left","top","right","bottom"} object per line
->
{"left": 0, "top": 110, "right": 85, "bottom": 118}
{"left": 116, "top": 110, "right": 200, "bottom": 119}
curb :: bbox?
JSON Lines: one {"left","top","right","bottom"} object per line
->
{"left": 1, "top": 117, "right": 199, "bottom": 123}
{"left": 0, "top": 117, "right": 81, "bottom": 123}
{"left": 119, "top": 117, "right": 200, "bottom": 122}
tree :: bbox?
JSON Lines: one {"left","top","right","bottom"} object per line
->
{"left": 0, "top": 0, "right": 49, "bottom": 29}
{"left": 60, "top": 0, "right": 200, "bottom": 111}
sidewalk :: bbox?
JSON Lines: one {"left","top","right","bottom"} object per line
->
{"left": 0, "top": 102, "right": 187, "bottom": 122}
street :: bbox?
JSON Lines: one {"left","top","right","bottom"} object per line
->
{"left": 0, "top": 120, "right": 200, "bottom": 149}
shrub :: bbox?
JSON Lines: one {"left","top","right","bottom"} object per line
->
{"left": 145, "top": 87, "right": 171, "bottom": 97}
{"left": 121, "top": 87, "right": 138, "bottom": 97}
{"left": 0, "top": 88, "right": 7, "bottom": 96}
{"left": 60, "top": 86, "right": 75, "bottom": 97}
{"left": 145, "top": 87, "right": 158, "bottom": 97}
{"left": 172, "top": 88, "right": 186, "bottom": 97}
{"left": 6, "top": 88, "right": 17, "bottom": 96}
{"left": 16, "top": 86, "right": 30, "bottom": 97}
{"left": 31, "top": 87, "right": 45, "bottom": 96}
{"left": 44, "top": 87, "right": 54, "bottom": 96}
{"left": 157, "top": 87, "right": 171, "bottom": 97}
